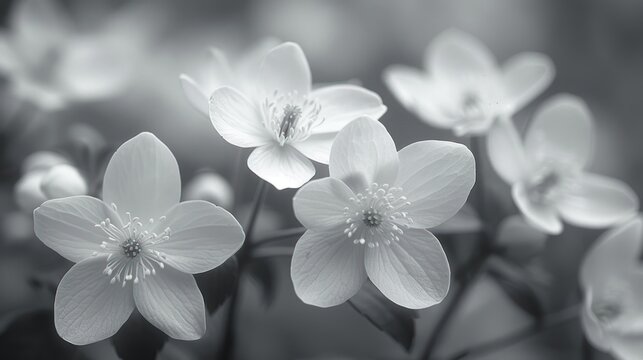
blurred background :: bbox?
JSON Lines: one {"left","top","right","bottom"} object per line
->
{"left": 1, "top": 0, "right": 642, "bottom": 359}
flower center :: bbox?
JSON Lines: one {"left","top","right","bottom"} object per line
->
{"left": 94, "top": 203, "right": 172, "bottom": 286}
{"left": 592, "top": 301, "right": 622, "bottom": 323}
{"left": 460, "top": 93, "right": 484, "bottom": 121}
{"left": 263, "top": 90, "right": 324, "bottom": 146}
{"left": 121, "top": 238, "right": 142, "bottom": 258}
{"left": 526, "top": 169, "right": 563, "bottom": 205}
{"left": 344, "top": 183, "right": 412, "bottom": 248}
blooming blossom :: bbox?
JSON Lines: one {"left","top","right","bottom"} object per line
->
{"left": 384, "top": 29, "right": 554, "bottom": 136}
{"left": 0, "top": 0, "right": 136, "bottom": 110}
{"left": 487, "top": 94, "right": 638, "bottom": 234}
{"left": 33, "top": 133, "right": 244, "bottom": 345}
{"left": 180, "top": 38, "right": 279, "bottom": 116}
{"left": 580, "top": 217, "right": 643, "bottom": 360}
{"left": 291, "top": 117, "right": 475, "bottom": 309}
{"left": 208, "top": 42, "right": 387, "bottom": 189}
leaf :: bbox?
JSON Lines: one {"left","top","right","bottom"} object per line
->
{"left": 486, "top": 257, "right": 545, "bottom": 320}
{"left": 246, "top": 257, "right": 277, "bottom": 307}
{"left": 112, "top": 312, "right": 167, "bottom": 360}
{"left": 194, "top": 256, "right": 239, "bottom": 314}
{"left": 347, "top": 281, "right": 418, "bottom": 351}
{"left": 0, "top": 309, "right": 87, "bottom": 360}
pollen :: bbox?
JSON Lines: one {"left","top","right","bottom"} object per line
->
{"left": 362, "top": 208, "right": 383, "bottom": 227}
{"left": 121, "top": 238, "right": 142, "bottom": 258}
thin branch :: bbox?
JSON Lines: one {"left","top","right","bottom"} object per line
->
{"left": 253, "top": 227, "right": 306, "bottom": 246}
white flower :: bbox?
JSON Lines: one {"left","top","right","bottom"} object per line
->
{"left": 180, "top": 38, "right": 279, "bottom": 116}
{"left": 580, "top": 217, "right": 643, "bottom": 360}
{"left": 33, "top": 133, "right": 245, "bottom": 345}
{"left": 290, "top": 117, "right": 475, "bottom": 309}
{"left": 487, "top": 94, "right": 638, "bottom": 234}
{"left": 0, "top": 0, "right": 134, "bottom": 110}
{"left": 384, "top": 29, "right": 554, "bottom": 136}
{"left": 15, "top": 155, "right": 87, "bottom": 214}
{"left": 183, "top": 171, "right": 234, "bottom": 210}
{"left": 208, "top": 42, "right": 387, "bottom": 189}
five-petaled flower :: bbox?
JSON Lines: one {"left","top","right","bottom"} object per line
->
{"left": 208, "top": 42, "right": 387, "bottom": 190}
{"left": 384, "top": 29, "right": 554, "bottom": 136}
{"left": 33, "top": 132, "right": 244, "bottom": 345}
{"left": 580, "top": 217, "right": 643, "bottom": 360}
{"left": 290, "top": 117, "right": 475, "bottom": 309}
{"left": 487, "top": 94, "right": 638, "bottom": 234}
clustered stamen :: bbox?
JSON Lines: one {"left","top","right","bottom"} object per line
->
{"left": 264, "top": 90, "right": 324, "bottom": 146}
{"left": 343, "top": 183, "right": 412, "bottom": 248}
{"left": 94, "top": 203, "right": 172, "bottom": 286}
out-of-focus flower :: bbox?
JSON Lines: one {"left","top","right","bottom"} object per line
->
{"left": 33, "top": 133, "right": 245, "bottom": 345}
{"left": 291, "top": 117, "right": 475, "bottom": 309}
{"left": 496, "top": 215, "right": 547, "bottom": 262}
{"left": 208, "top": 42, "right": 387, "bottom": 189}
{"left": 0, "top": 0, "right": 137, "bottom": 111}
{"left": 14, "top": 152, "right": 88, "bottom": 213}
{"left": 384, "top": 29, "right": 554, "bottom": 136}
{"left": 183, "top": 171, "right": 234, "bottom": 210}
{"left": 580, "top": 217, "right": 643, "bottom": 360}
{"left": 180, "top": 38, "right": 279, "bottom": 116}
{"left": 487, "top": 94, "right": 638, "bottom": 234}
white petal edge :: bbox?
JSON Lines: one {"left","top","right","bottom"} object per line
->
{"left": 259, "top": 42, "right": 311, "bottom": 96}
{"left": 365, "top": 228, "right": 450, "bottom": 309}
{"left": 55, "top": 256, "right": 134, "bottom": 345}
{"left": 291, "top": 228, "right": 366, "bottom": 308}
{"left": 208, "top": 86, "right": 272, "bottom": 148}
{"left": 486, "top": 118, "right": 531, "bottom": 184}
{"left": 427, "top": 29, "right": 496, "bottom": 79}
{"left": 134, "top": 266, "right": 206, "bottom": 340}
{"left": 525, "top": 94, "right": 594, "bottom": 168}
{"left": 102, "top": 132, "right": 181, "bottom": 222}
{"left": 293, "top": 177, "right": 354, "bottom": 230}
{"left": 557, "top": 173, "right": 638, "bottom": 229}
{"left": 501, "top": 52, "right": 555, "bottom": 113}
{"left": 247, "top": 144, "right": 315, "bottom": 190}
{"left": 329, "top": 117, "right": 399, "bottom": 192}
{"left": 34, "top": 196, "right": 120, "bottom": 263}
{"left": 291, "top": 132, "right": 335, "bottom": 164}
{"left": 310, "top": 85, "right": 387, "bottom": 134}
{"left": 395, "top": 140, "right": 475, "bottom": 229}
{"left": 179, "top": 74, "right": 209, "bottom": 116}
{"left": 153, "top": 200, "right": 244, "bottom": 274}
{"left": 512, "top": 183, "right": 563, "bottom": 235}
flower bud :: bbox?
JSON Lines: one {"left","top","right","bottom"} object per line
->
{"left": 21, "top": 151, "right": 69, "bottom": 174}
{"left": 14, "top": 171, "right": 47, "bottom": 213}
{"left": 40, "top": 164, "right": 88, "bottom": 199}
{"left": 183, "top": 172, "right": 234, "bottom": 209}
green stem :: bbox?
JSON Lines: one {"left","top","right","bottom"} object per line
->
{"left": 219, "top": 180, "right": 268, "bottom": 359}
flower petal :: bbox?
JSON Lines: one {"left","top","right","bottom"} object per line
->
{"left": 291, "top": 228, "right": 366, "bottom": 307}
{"left": 291, "top": 132, "right": 335, "bottom": 164}
{"left": 364, "top": 228, "right": 450, "bottom": 309}
{"left": 259, "top": 42, "right": 311, "bottom": 95}
{"left": 293, "top": 177, "right": 354, "bottom": 230}
{"left": 512, "top": 183, "right": 563, "bottom": 235}
{"left": 610, "top": 332, "right": 643, "bottom": 360}
{"left": 501, "top": 53, "right": 555, "bottom": 113}
{"left": 179, "top": 74, "right": 209, "bottom": 116}
{"left": 103, "top": 133, "right": 181, "bottom": 222}
{"left": 580, "top": 217, "right": 642, "bottom": 289}
{"left": 487, "top": 118, "right": 531, "bottom": 184}
{"left": 309, "top": 85, "right": 386, "bottom": 134}
{"left": 427, "top": 29, "right": 496, "bottom": 79}
{"left": 34, "top": 196, "right": 118, "bottom": 263}
{"left": 247, "top": 144, "right": 315, "bottom": 190}
{"left": 54, "top": 256, "right": 134, "bottom": 345}
{"left": 395, "top": 140, "right": 475, "bottom": 229}
{"left": 525, "top": 94, "right": 594, "bottom": 168}
{"left": 383, "top": 66, "right": 456, "bottom": 129}
{"left": 153, "top": 200, "right": 244, "bottom": 274}
{"left": 208, "top": 86, "right": 272, "bottom": 148}
{"left": 134, "top": 266, "right": 206, "bottom": 340}
{"left": 580, "top": 290, "right": 612, "bottom": 352}
{"left": 558, "top": 173, "right": 638, "bottom": 229}
{"left": 329, "top": 117, "right": 398, "bottom": 192}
